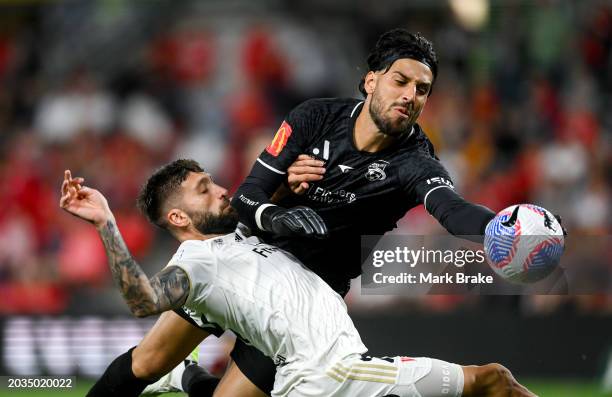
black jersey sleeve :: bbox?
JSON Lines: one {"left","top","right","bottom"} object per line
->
{"left": 424, "top": 187, "right": 495, "bottom": 241}
{"left": 400, "top": 147, "right": 455, "bottom": 205}
{"left": 401, "top": 151, "right": 495, "bottom": 240}
{"left": 231, "top": 100, "right": 321, "bottom": 231}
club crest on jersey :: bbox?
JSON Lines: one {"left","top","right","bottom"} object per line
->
{"left": 266, "top": 120, "right": 293, "bottom": 157}
{"left": 365, "top": 160, "right": 389, "bottom": 182}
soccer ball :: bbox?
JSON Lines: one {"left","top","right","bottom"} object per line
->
{"left": 484, "top": 204, "right": 565, "bottom": 283}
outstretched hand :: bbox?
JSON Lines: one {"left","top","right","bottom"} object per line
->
{"left": 59, "top": 170, "right": 114, "bottom": 229}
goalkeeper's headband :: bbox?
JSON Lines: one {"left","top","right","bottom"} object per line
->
{"left": 375, "top": 49, "right": 438, "bottom": 80}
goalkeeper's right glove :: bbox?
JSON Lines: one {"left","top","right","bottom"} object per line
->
{"left": 261, "top": 206, "right": 328, "bottom": 239}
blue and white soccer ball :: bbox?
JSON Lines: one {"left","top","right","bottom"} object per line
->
{"left": 484, "top": 204, "right": 565, "bottom": 283}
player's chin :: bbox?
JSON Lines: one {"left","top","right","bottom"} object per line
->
{"left": 383, "top": 121, "right": 411, "bottom": 137}
{"left": 389, "top": 113, "right": 411, "bottom": 127}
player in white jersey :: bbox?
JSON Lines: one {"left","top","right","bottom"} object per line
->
{"left": 60, "top": 159, "right": 536, "bottom": 397}
{"left": 168, "top": 227, "right": 466, "bottom": 397}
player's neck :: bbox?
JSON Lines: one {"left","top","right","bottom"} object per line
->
{"left": 354, "top": 107, "right": 398, "bottom": 153}
{"left": 174, "top": 229, "right": 227, "bottom": 243}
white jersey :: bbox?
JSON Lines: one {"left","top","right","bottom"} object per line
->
{"left": 167, "top": 225, "right": 367, "bottom": 395}
{"left": 168, "top": 226, "right": 464, "bottom": 397}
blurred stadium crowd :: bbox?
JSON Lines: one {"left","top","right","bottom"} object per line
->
{"left": 0, "top": 1, "right": 610, "bottom": 315}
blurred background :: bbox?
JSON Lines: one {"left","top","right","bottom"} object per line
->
{"left": 0, "top": 0, "right": 610, "bottom": 395}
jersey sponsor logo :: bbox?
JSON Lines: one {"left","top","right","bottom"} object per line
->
{"left": 308, "top": 186, "right": 356, "bottom": 204}
{"left": 266, "top": 120, "right": 293, "bottom": 157}
{"left": 238, "top": 194, "right": 259, "bottom": 207}
{"left": 338, "top": 164, "right": 353, "bottom": 173}
{"left": 365, "top": 160, "right": 389, "bottom": 182}
{"left": 311, "top": 139, "right": 331, "bottom": 160}
{"left": 441, "top": 363, "right": 451, "bottom": 394}
{"left": 426, "top": 176, "right": 454, "bottom": 188}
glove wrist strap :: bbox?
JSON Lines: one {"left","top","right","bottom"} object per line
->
{"left": 258, "top": 205, "right": 284, "bottom": 232}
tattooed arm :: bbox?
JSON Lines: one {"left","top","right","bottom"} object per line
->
{"left": 98, "top": 220, "right": 190, "bottom": 317}
{"left": 60, "top": 170, "right": 190, "bottom": 317}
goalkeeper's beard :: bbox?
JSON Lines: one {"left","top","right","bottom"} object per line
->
{"left": 369, "top": 90, "right": 414, "bottom": 137}
{"left": 189, "top": 207, "right": 239, "bottom": 235}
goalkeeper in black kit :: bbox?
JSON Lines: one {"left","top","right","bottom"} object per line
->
{"left": 224, "top": 29, "right": 500, "bottom": 395}
{"left": 88, "top": 28, "right": 539, "bottom": 397}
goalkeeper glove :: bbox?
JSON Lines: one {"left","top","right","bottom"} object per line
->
{"left": 262, "top": 206, "right": 328, "bottom": 239}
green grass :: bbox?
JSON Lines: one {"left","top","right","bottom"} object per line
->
{"left": 0, "top": 379, "right": 609, "bottom": 396}
{"left": 523, "top": 379, "right": 611, "bottom": 397}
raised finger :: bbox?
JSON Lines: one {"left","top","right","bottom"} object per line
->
{"left": 59, "top": 193, "right": 71, "bottom": 208}
{"left": 61, "top": 179, "right": 69, "bottom": 195}
{"left": 69, "top": 178, "right": 83, "bottom": 191}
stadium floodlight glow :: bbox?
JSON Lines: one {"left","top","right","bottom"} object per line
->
{"left": 448, "top": 0, "right": 489, "bottom": 31}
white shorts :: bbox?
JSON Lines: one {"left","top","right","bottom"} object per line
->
{"left": 282, "top": 355, "right": 464, "bottom": 397}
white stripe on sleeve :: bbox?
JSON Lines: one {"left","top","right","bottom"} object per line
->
{"left": 257, "top": 158, "right": 286, "bottom": 175}
{"left": 255, "top": 203, "right": 278, "bottom": 231}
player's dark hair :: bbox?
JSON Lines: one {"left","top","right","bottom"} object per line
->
{"left": 359, "top": 29, "right": 438, "bottom": 97}
{"left": 137, "top": 159, "right": 204, "bottom": 228}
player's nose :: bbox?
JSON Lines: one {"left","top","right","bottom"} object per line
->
{"left": 214, "top": 184, "right": 229, "bottom": 199}
{"left": 401, "top": 83, "right": 417, "bottom": 103}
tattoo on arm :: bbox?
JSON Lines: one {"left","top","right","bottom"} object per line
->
{"left": 98, "top": 220, "right": 190, "bottom": 317}
{"left": 149, "top": 266, "right": 190, "bottom": 311}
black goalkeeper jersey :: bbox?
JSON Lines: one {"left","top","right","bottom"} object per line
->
{"left": 232, "top": 97, "right": 478, "bottom": 293}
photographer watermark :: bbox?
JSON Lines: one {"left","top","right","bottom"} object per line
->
{"left": 371, "top": 246, "right": 491, "bottom": 285}
{"left": 361, "top": 235, "right": 612, "bottom": 295}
